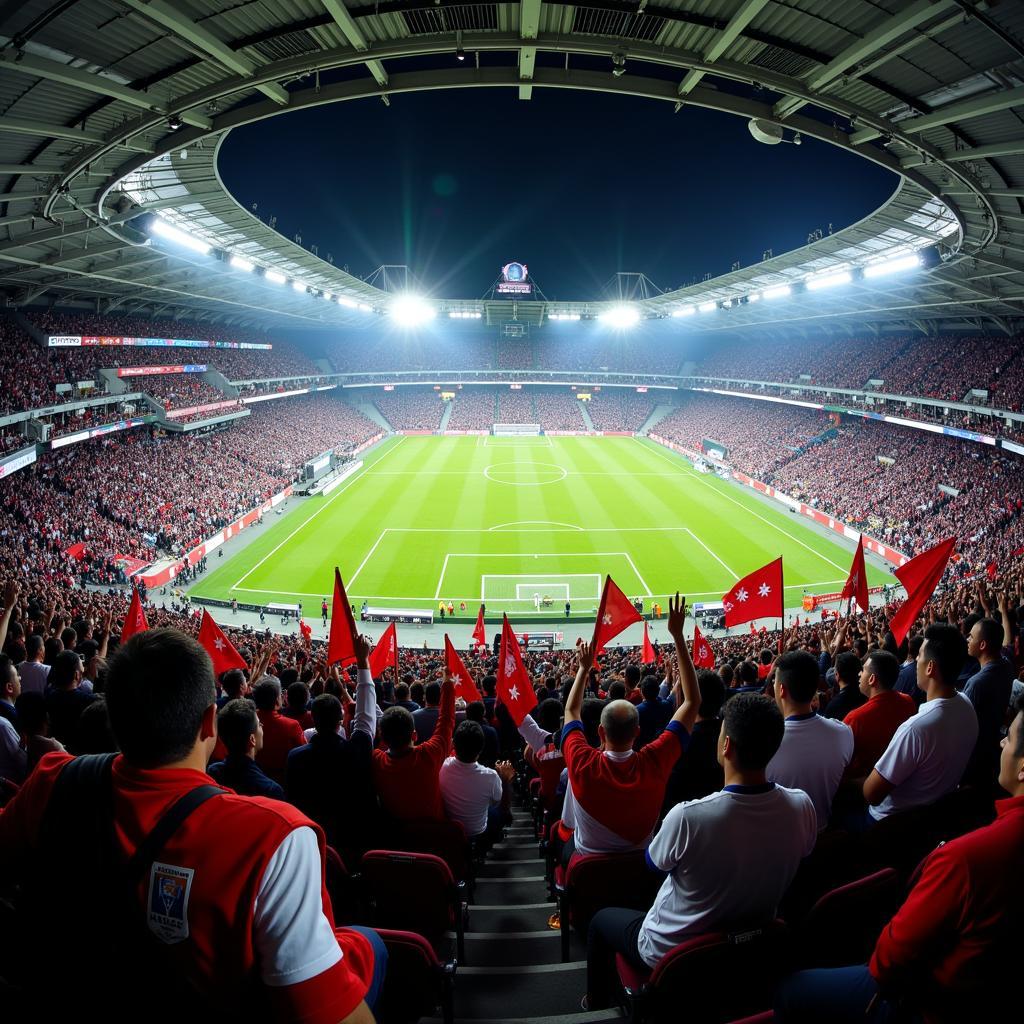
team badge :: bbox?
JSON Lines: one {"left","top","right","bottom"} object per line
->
{"left": 147, "top": 862, "right": 195, "bottom": 944}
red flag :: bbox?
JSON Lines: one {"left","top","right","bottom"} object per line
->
{"left": 445, "top": 634, "right": 482, "bottom": 703}
{"left": 986, "top": 561, "right": 998, "bottom": 581}
{"left": 840, "top": 536, "right": 869, "bottom": 612}
{"left": 65, "top": 542, "right": 87, "bottom": 561}
{"left": 368, "top": 622, "right": 398, "bottom": 678}
{"left": 692, "top": 624, "right": 715, "bottom": 669}
{"left": 120, "top": 586, "right": 149, "bottom": 642}
{"left": 327, "top": 567, "right": 359, "bottom": 667}
{"left": 497, "top": 615, "right": 537, "bottom": 725}
{"left": 888, "top": 537, "right": 957, "bottom": 645}
{"left": 641, "top": 622, "right": 657, "bottom": 664}
{"left": 592, "top": 576, "right": 643, "bottom": 653}
{"left": 198, "top": 609, "right": 247, "bottom": 675}
{"left": 722, "top": 557, "right": 784, "bottom": 627}
{"left": 472, "top": 604, "right": 487, "bottom": 649}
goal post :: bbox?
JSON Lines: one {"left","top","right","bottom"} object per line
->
{"left": 493, "top": 423, "right": 541, "bottom": 436}
{"left": 481, "top": 573, "right": 602, "bottom": 604}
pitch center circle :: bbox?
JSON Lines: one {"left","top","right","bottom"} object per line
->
{"left": 484, "top": 462, "right": 568, "bottom": 486}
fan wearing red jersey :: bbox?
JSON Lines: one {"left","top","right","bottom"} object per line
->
{"left": 0, "top": 627, "right": 384, "bottom": 1024}
{"left": 558, "top": 592, "right": 700, "bottom": 866}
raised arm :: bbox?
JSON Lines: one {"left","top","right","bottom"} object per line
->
{"left": 564, "top": 640, "right": 595, "bottom": 725}
{"left": 667, "top": 593, "right": 700, "bottom": 732}
{"left": 0, "top": 580, "right": 20, "bottom": 653}
{"left": 351, "top": 634, "right": 377, "bottom": 740}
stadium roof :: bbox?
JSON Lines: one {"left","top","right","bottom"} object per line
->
{"left": 1, "top": 0, "right": 1022, "bottom": 333}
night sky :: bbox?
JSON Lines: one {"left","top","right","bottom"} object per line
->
{"left": 220, "top": 88, "right": 896, "bottom": 301}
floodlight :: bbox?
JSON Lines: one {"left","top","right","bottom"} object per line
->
{"left": 864, "top": 253, "right": 921, "bottom": 278}
{"left": 762, "top": 284, "right": 791, "bottom": 300}
{"left": 229, "top": 255, "right": 254, "bottom": 272}
{"left": 747, "top": 292, "right": 761, "bottom": 302}
{"left": 265, "top": 269, "right": 286, "bottom": 284}
{"left": 599, "top": 305, "right": 640, "bottom": 328}
{"left": 150, "top": 217, "right": 210, "bottom": 255}
{"left": 292, "top": 280, "right": 308, "bottom": 293}
{"left": 672, "top": 306, "right": 695, "bottom": 317}
{"left": 698, "top": 301, "right": 717, "bottom": 313}
{"left": 358, "top": 303, "right": 373, "bottom": 312}
{"left": 390, "top": 295, "right": 435, "bottom": 326}
{"left": 805, "top": 269, "right": 851, "bottom": 291}
{"left": 338, "top": 295, "right": 357, "bottom": 308}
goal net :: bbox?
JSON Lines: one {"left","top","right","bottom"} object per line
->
{"left": 481, "top": 573, "right": 602, "bottom": 604}
{"left": 493, "top": 423, "right": 541, "bottom": 436}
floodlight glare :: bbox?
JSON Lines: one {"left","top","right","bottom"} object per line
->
{"left": 600, "top": 305, "right": 640, "bottom": 328}
{"left": 292, "top": 280, "right": 308, "bottom": 293}
{"left": 762, "top": 284, "right": 791, "bottom": 300}
{"left": 390, "top": 295, "right": 435, "bottom": 326}
{"left": 229, "top": 255, "right": 254, "bottom": 272}
{"left": 151, "top": 217, "right": 210, "bottom": 255}
{"left": 672, "top": 306, "right": 695, "bottom": 317}
{"left": 747, "top": 292, "right": 761, "bottom": 303}
{"left": 698, "top": 301, "right": 717, "bottom": 313}
{"left": 358, "top": 303, "right": 373, "bottom": 312}
{"left": 805, "top": 269, "right": 852, "bottom": 291}
{"left": 864, "top": 253, "right": 921, "bottom": 278}
{"left": 338, "top": 295, "right": 357, "bottom": 308}
{"left": 264, "top": 269, "right": 286, "bottom": 284}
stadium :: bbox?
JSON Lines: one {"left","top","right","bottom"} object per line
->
{"left": 0, "top": 2, "right": 1021, "bottom": 1023}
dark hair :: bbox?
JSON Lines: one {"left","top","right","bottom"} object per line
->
{"left": 835, "top": 652, "right": 862, "bottom": 687}
{"left": 25, "top": 633, "right": 44, "bottom": 659}
{"left": 60, "top": 627, "right": 77, "bottom": 650}
{"left": 424, "top": 681, "right": 441, "bottom": 706}
{"left": 380, "top": 705, "right": 415, "bottom": 747}
{"left": 75, "top": 697, "right": 118, "bottom": 755}
{"left": 736, "top": 660, "right": 758, "bottom": 686}
{"left": 49, "top": 649, "right": 83, "bottom": 690}
{"left": 221, "top": 668, "right": 246, "bottom": 698}
{"left": 974, "top": 617, "right": 1004, "bottom": 654}
{"left": 106, "top": 628, "right": 216, "bottom": 768}
{"left": 721, "top": 693, "right": 785, "bottom": 771}
{"left": 718, "top": 663, "right": 734, "bottom": 687}
{"left": 311, "top": 693, "right": 342, "bottom": 733}
{"left": 535, "top": 697, "right": 562, "bottom": 734}
{"left": 625, "top": 664, "right": 641, "bottom": 687}
{"left": 286, "top": 680, "right": 310, "bottom": 711}
{"left": 607, "top": 680, "right": 627, "bottom": 701}
{"left": 15, "top": 690, "right": 48, "bottom": 733}
{"left": 921, "top": 623, "right": 966, "bottom": 687}
{"left": 453, "top": 720, "right": 485, "bottom": 762}
{"left": 465, "top": 700, "right": 484, "bottom": 722}
{"left": 409, "top": 682, "right": 425, "bottom": 705}
{"left": 759, "top": 649, "right": 773, "bottom": 666}
{"left": 907, "top": 634, "right": 924, "bottom": 658}
{"left": 775, "top": 650, "right": 819, "bottom": 704}
{"left": 864, "top": 650, "right": 900, "bottom": 691}
{"left": 217, "top": 698, "right": 259, "bottom": 755}
{"left": 642, "top": 676, "right": 661, "bottom": 702}
{"left": 251, "top": 678, "right": 281, "bottom": 711}
{"left": 395, "top": 682, "right": 410, "bottom": 700}
{"left": 696, "top": 669, "right": 726, "bottom": 719}
{"left": 279, "top": 667, "right": 298, "bottom": 689}
{"left": 482, "top": 674, "right": 497, "bottom": 696}
{"left": 43, "top": 636, "right": 63, "bottom": 666}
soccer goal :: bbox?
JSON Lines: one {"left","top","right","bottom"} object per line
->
{"left": 493, "top": 423, "right": 541, "bottom": 436}
{"left": 481, "top": 573, "right": 602, "bottom": 604}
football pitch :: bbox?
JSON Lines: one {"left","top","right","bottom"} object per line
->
{"left": 188, "top": 435, "right": 890, "bottom": 617}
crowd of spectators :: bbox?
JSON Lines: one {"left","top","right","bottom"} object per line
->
{"left": 372, "top": 389, "right": 446, "bottom": 431}
{"left": 325, "top": 334, "right": 495, "bottom": 374}
{"left": 496, "top": 389, "right": 535, "bottom": 424}
{"left": 137, "top": 374, "right": 230, "bottom": 412}
{"left": 446, "top": 390, "right": 496, "bottom": 430}
{"left": 586, "top": 391, "right": 657, "bottom": 431}
{"left": 532, "top": 391, "right": 586, "bottom": 430}
{"left": 536, "top": 334, "right": 684, "bottom": 376}
{"left": 497, "top": 340, "right": 533, "bottom": 370}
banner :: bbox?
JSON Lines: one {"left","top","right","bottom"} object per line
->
{"left": 0, "top": 445, "right": 37, "bottom": 479}
{"left": 117, "top": 365, "right": 207, "bottom": 377}
{"left": 49, "top": 336, "right": 272, "bottom": 350}
{"left": 165, "top": 400, "right": 240, "bottom": 420}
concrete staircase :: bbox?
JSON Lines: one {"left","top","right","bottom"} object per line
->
{"left": 638, "top": 403, "right": 674, "bottom": 435}
{"left": 353, "top": 397, "right": 392, "bottom": 432}
{"left": 439, "top": 400, "right": 453, "bottom": 432}
{"left": 426, "top": 804, "right": 622, "bottom": 1024}
{"left": 578, "top": 401, "right": 596, "bottom": 431}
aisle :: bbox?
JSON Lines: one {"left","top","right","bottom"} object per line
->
{"left": 425, "top": 807, "right": 624, "bottom": 1024}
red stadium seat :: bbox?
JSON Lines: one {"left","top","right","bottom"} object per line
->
{"left": 616, "top": 920, "right": 789, "bottom": 1024}
{"left": 380, "top": 818, "right": 473, "bottom": 889}
{"left": 374, "top": 928, "right": 456, "bottom": 1024}
{"left": 778, "top": 827, "right": 855, "bottom": 923}
{"left": 324, "top": 845, "right": 359, "bottom": 925}
{"left": 360, "top": 850, "right": 468, "bottom": 962}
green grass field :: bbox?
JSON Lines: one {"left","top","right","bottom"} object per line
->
{"left": 187, "top": 435, "right": 889, "bottom": 616}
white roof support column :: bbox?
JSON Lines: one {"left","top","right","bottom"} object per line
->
{"left": 322, "top": 0, "right": 391, "bottom": 105}
{"left": 519, "top": 0, "right": 542, "bottom": 101}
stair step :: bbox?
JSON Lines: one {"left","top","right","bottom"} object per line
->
{"left": 423, "top": 1013, "right": 623, "bottom": 1024}
{"left": 487, "top": 844, "right": 542, "bottom": 861}
{"left": 454, "top": 929, "right": 586, "bottom": 966}
{"left": 477, "top": 859, "right": 546, "bottom": 879}
{"left": 471, "top": 875, "right": 551, "bottom": 906}
{"left": 470, "top": 903, "right": 557, "bottom": 932}
{"left": 450, "top": 961, "right": 588, "bottom": 1018}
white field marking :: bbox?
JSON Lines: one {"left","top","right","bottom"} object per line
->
{"left": 377, "top": 526, "right": 693, "bottom": 533}
{"left": 230, "top": 436, "right": 407, "bottom": 591}
{"left": 622, "top": 552, "right": 653, "bottom": 596}
{"left": 434, "top": 553, "right": 451, "bottom": 599}
{"left": 443, "top": 551, "right": 634, "bottom": 558}
{"left": 684, "top": 528, "right": 739, "bottom": 580}
{"left": 347, "top": 529, "right": 390, "bottom": 591}
{"left": 366, "top": 470, "right": 678, "bottom": 476}
{"left": 484, "top": 435, "right": 552, "bottom": 447}
{"left": 488, "top": 520, "right": 584, "bottom": 531}
{"left": 483, "top": 462, "right": 568, "bottom": 485}
{"left": 515, "top": 582, "right": 573, "bottom": 600}
{"left": 636, "top": 438, "right": 850, "bottom": 574}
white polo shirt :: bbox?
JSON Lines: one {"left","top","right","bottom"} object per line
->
{"left": 639, "top": 784, "right": 816, "bottom": 966}
{"left": 766, "top": 713, "right": 854, "bottom": 831}
{"left": 869, "top": 692, "right": 978, "bottom": 821}
{"left": 439, "top": 757, "right": 502, "bottom": 837}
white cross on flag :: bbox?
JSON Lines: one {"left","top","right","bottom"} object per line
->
{"left": 721, "top": 557, "right": 784, "bottom": 628}
{"left": 198, "top": 609, "right": 247, "bottom": 675}
{"left": 497, "top": 614, "right": 536, "bottom": 725}
{"left": 444, "top": 634, "right": 482, "bottom": 703}
{"left": 692, "top": 623, "right": 715, "bottom": 669}
{"left": 840, "top": 535, "right": 870, "bottom": 613}
{"left": 592, "top": 575, "right": 643, "bottom": 655}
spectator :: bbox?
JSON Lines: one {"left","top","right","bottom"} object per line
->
{"left": 411, "top": 680, "right": 443, "bottom": 742}
{"left": 842, "top": 650, "right": 915, "bottom": 780}
{"left": 863, "top": 623, "right": 979, "bottom": 825}
{"left": 464, "top": 700, "right": 499, "bottom": 768}
{"left": 823, "top": 651, "right": 866, "bottom": 721}
{"left": 13, "top": 690, "right": 65, "bottom": 775}
{"left": 636, "top": 672, "right": 674, "bottom": 748}
{"left": 251, "top": 677, "right": 306, "bottom": 785}
{"left": 282, "top": 681, "right": 314, "bottom": 730}
{"left": 517, "top": 697, "right": 566, "bottom": 814}
{"left": 0, "top": 627, "right": 385, "bottom": 1021}
{"left": 17, "top": 634, "right": 50, "bottom": 696}
{"left": 962, "top": 615, "right": 1014, "bottom": 788}
{"left": 767, "top": 650, "right": 854, "bottom": 832}
{"left": 586, "top": 692, "right": 816, "bottom": 1010}
{"left": 663, "top": 668, "right": 727, "bottom": 808}
{"left": 207, "top": 699, "right": 285, "bottom": 800}
{"left": 45, "top": 649, "right": 95, "bottom": 749}
{"left": 0, "top": 655, "right": 25, "bottom": 781}
{"left": 440, "top": 721, "right": 515, "bottom": 841}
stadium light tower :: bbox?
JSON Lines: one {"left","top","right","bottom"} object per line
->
{"left": 390, "top": 294, "right": 436, "bottom": 327}
{"left": 599, "top": 305, "right": 640, "bottom": 328}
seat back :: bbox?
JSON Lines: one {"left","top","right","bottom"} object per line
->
{"left": 563, "top": 850, "right": 661, "bottom": 933}
{"left": 324, "top": 845, "right": 358, "bottom": 925}
{"left": 374, "top": 928, "right": 451, "bottom": 1024}
{"left": 361, "top": 850, "right": 456, "bottom": 939}
{"left": 778, "top": 828, "right": 855, "bottom": 923}
{"left": 383, "top": 818, "right": 470, "bottom": 881}
{"left": 797, "top": 868, "right": 901, "bottom": 968}
{"left": 646, "top": 921, "right": 789, "bottom": 1023}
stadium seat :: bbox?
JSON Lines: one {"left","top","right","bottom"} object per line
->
{"left": 324, "top": 845, "right": 358, "bottom": 925}
{"left": 380, "top": 818, "right": 473, "bottom": 890}
{"left": 554, "top": 850, "right": 661, "bottom": 962}
{"left": 778, "top": 828, "right": 855, "bottom": 923}
{"left": 374, "top": 928, "right": 456, "bottom": 1024}
{"left": 794, "top": 868, "right": 901, "bottom": 968}
{"left": 360, "top": 850, "right": 468, "bottom": 963}
{"left": 615, "top": 921, "right": 790, "bottom": 1024}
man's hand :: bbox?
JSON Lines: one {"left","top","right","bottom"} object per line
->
{"left": 576, "top": 639, "right": 595, "bottom": 674}
{"left": 496, "top": 760, "right": 516, "bottom": 784}
{"left": 354, "top": 634, "right": 371, "bottom": 670}
{"left": 3, "top": 579, "right": 19, "bottom": 611}
{"left": 667, "top": 592, "right": 687, "bottom": 639}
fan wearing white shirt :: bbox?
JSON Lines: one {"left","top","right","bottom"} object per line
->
{"left": 17, "top": 634, "right": 50, "bottom": 697}
{"left": 440, "top": 720, "right": 515, "bottom": 840}
{"left": 767, "top": 650, "right": 854, "bottom": 832}
{"left": 863, "top": 622, "right": 978, "bottom": 824}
